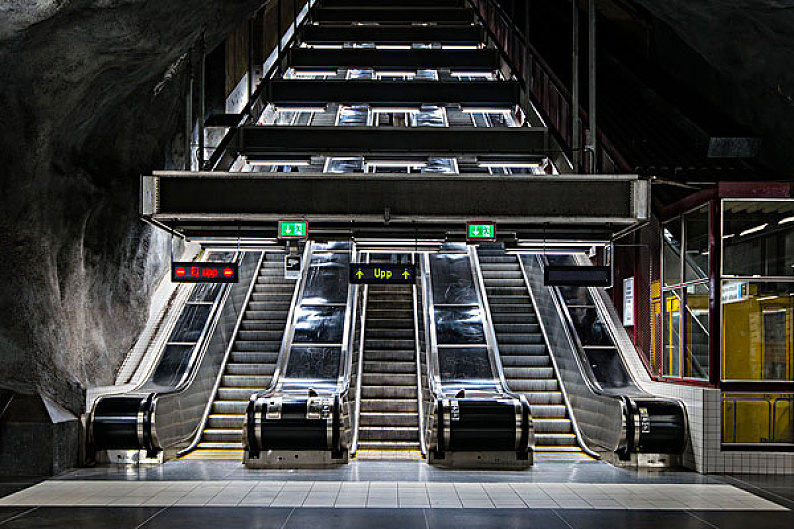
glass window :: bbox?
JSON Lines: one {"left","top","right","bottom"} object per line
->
{"left": 662, "top": 218, "right": 682, "bottom": 286}
{"left": 337, "top": 105, "right": 371, "bottom": 126}
{"left": 723, "top": 200, "right": 794, "bottom": 277}
{"left": 410, "top": 106, "right": 447, "bottom": 127}
{"left": 683, "top": 283, "right": 710, "bottom": 379}
{"left": 722, "top": 393, "right": 794, "bottom": 445}
{"left": 721, "top": 281, "right": 794, "bottom": 381}
{"left": 684, "top": 205, "right": 709, "bottom": 281}
{"left": 663, "top": 289, "right": 682, "bottom": 377}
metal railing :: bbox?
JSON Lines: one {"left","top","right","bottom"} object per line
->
{"left": 723, "top": 395, "right": 794, "bottom": 445}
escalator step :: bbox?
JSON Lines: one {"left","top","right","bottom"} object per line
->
{"left": 507, "top": 378, "right": 558, "bottom": 392}
{"left": 503, "top": 366, "right": 554, "bottom": 379}
{"left": 360, "top": 398, "right": 418, "bottom": 412}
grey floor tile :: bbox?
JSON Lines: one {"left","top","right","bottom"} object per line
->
{"left": 141, "top": 507, "right": 293, "bottom": 528}
{"left": 285, "top": 508, "right": 425, "bottom": 529}
{"left": 0, "top": 507, "right": 162, "bottom": 529}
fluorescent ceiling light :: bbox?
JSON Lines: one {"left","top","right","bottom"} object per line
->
{"left": 376, "top": 71, "right": 416, "bottom": 76}
{"left": 375, "top": 45, "right": 411, "bottom": 50}
{"left": 366, "top": 161, "right": 427, "bottom": 168}
{"left": 722, "top": 233, "right": 735, "bottom": 239}
{"left": 778, "top": 216, "right": 794, "bottom": 225}
{"left": 451, "top": 71, "right": 494, "bottom": 77}
{"left": 371, "top": 107, "right": 421, "bottom": 113}
{"left": 478, "top": 162, "right": 541, "bottom": 169}
{"left": 291, "top": 69, "right": 336, "bottom": 76}
{"left": 308, "top": 44, "right": 342, "bottom": 49}
{"left": 274, "top": 105, "right": 326, "bottom": 113}
{"left": 740, "top": 223, "right": 768, "bottom": 236}
{"left": 246, "top": 159, "right": 311, "bottom": 166}
{"left": 461, "top": 107, "right": 513, "bottom": 114}
{"left": 442, "top": 45, "right": 479, "bottom": 50}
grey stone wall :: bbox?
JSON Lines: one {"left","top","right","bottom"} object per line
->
{"left": 0, "top": 0, "right": 267, "bottom": 420}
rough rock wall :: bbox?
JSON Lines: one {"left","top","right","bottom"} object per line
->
{"left": 0, "top": 0, "right": 266, "bottom": 413}
{"left": 634, "top": 0, "right": 794, "bottom": 175}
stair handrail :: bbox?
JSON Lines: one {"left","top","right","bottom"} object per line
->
{"left": 412, "top": 252, "right": 428, "bottom": 457}
{"left": 350, "top": 255, "right": 370, "bottom": 456}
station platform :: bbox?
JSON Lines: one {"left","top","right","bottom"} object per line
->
{"left": 0, "top": 459, "right": 792, "bottom": 528}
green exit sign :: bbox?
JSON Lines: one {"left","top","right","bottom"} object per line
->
{"left": 467, "top": 222, "right": 496, "bottom": 241}
{"left": 278, "top": 220, "right": 308, "bottom": 240}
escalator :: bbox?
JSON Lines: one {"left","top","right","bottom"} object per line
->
{"left": 184, "top": 252, "right": 298, "bottom": 459}
{"left": 88, "top": 251, "right": 262, "bottom": 460}
{"left": 357, "top": 283, "right": 421, "bottom": 458}
{"left": 244, "top": 242, "right": 356, "bottom": 467}
{"left": 522, "top": 253, "right": 688, "bottom": 464}
{"left": 419, "top": 245, "right": 533, "bottom": 468}
{"left": 476, "top": 246, "right": 585, "bottom": 457}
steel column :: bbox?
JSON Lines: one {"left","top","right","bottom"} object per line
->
{"left": 588, "top": 0, "right": 597, "bottom": 173}
{"left": 571, "top": 0, "right": 580, "bottom": 172}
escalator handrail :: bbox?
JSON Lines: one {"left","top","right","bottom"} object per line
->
{"left": 517, "top": 255, "right": 600, "bottom": 459}
{"left": 420, "top": 253, "right": 444, "bottom": 400}
{"left": 177, "top": 250, "right": 266, "bottom": 456}
{"left": 337, "top": 243, "right": 360, "bottom": 397}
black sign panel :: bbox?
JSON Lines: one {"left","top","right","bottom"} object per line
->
{"left": 172, "top": 262, "right": 239, "bottom": 283}
{"left": 544, "top": 265, "right": 611, "bottom": 287}
{"left": 350, "top": 263, "right": 416, "bottom": 285}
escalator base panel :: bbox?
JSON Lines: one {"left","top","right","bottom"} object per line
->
{"left": 244, "top": 450, "right": 349, "bottom": 469}
{"left": 428, "top": 451, "right": 533, "bottom": 470}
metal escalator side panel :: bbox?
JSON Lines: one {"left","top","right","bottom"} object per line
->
{"left": 147, "top": 251, "right": 262, "bottom": 453}
{"left": 521, "top": 254, "right": 624, "bottom": 453}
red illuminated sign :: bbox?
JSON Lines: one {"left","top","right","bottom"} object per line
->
{"left": 171, "top": 262, "right": 239, "bottom": 283}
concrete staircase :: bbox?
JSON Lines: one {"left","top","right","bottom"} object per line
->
{"left": 357, "top": 283, "right": 421, "bottom": 459}
{"left": 184, "top": 253, "right": 296, "bottom": 459}
{"left": 476, "top": 247, "right": 585, "bottom": 457}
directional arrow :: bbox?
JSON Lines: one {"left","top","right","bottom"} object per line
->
{"left": 356, "top": 269, "right": 364, "bottom": 279}
{"left": 473, "top": 227, "right": 480, "bottom": 235}
{"left": 285, "top": 225, "right": 292, "bottom": 234}
{"left": 402, "top": 269, "right": 411, "bottom": 279}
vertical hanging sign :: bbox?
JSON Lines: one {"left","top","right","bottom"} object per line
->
{"left": 623, "top": 277, "right": 634, "bottom": 326}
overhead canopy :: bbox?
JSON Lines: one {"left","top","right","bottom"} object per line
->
{"left": 142, "top": 172, "right": 649, "bottom": 241}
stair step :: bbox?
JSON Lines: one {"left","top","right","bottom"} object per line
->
{"left": 361, "top": 373, "right": 416, "bottom": 386}
{"left": 207, "top": 414, "right": 245, "bottom": 428}
{"left": 359, "top": 412, "right": 418, "bottom": 427}
{"left": 500, "top": 355, "right": 550, "bottom": 367}
{"left": 494, "top": 323, "right": 540, "bottom": 334}
{"left": 507, "top": 378, "right": 558, "bottom": 392}
{"left": 222, "top": 374, "right": 272, "bottom": 387}
{"left": 504, "top": 366, "right": 555, "bottom": 379}
{"left": 362, "top": 386, "right": 416, "bottom": 399}
{"left": 364, "top": 318, "right": 414, "bottom": 329}
{"left": 535, "top": 433, "right": 578, "bottom": 446}
{"left": 203, "top": 429, "right": 243, "bottom": 442}
{"left": 359, "top": 426, "right": 418, "bottom": 441}
{"left": 365, "top": 328, "right": 414, "bottom": 339}
{"left": 499, "top": 344, "right": 546, "bottom": 354}
{"left": 360, "top": 399, "right": 418, "bottom": 412}
{"left": 357, "top": 440, "right": 420, "bottom": 450}
{"left": 533, "top": 418, "right": 573, "bottom": 433}
{"left": 236, "top": 330, "right": 284, "bottom": 341}
{"left": 529, "top": 404, "right": 568, "bottom": 418}
{"left": 225, "top": 363, "right": 276, "bottom": 376}
{"left": 212, "top": 401, "right": 249, "bottom": 414}
{"left": 496, "top": 334, "right": 544, "bottom": 345}
{"left": 240, "top": 321, "right": 289, "bottom": 331}
{"left": 520, "top": 391, "right": 563, "bottom": 405}
{"left": 230, "top": 351, "right": 280, "bottom": 363}
{"left": 217, "top": 387, "right": 264, "bottom": 400}
{"left": 233, "top": 341, "right": 281, "bottom": 352}
{"left": 364, "top": 361, "right": 416, "bottom": 374}
{"left": 364, "top": 349, "right": 416, "bottom": 361}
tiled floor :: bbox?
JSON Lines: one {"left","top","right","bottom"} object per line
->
{"left": 0, "top": 480, "right": 785, "bottom": 510}
{"left": 0, "top": 460, "right": 791, "bottom": 528}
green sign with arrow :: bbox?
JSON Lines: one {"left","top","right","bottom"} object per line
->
{"left": 278, "top": 220, "right": 308, "bottom": 240}
{"left": 467, "top": 222, "right": 496, "bottom": 241}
